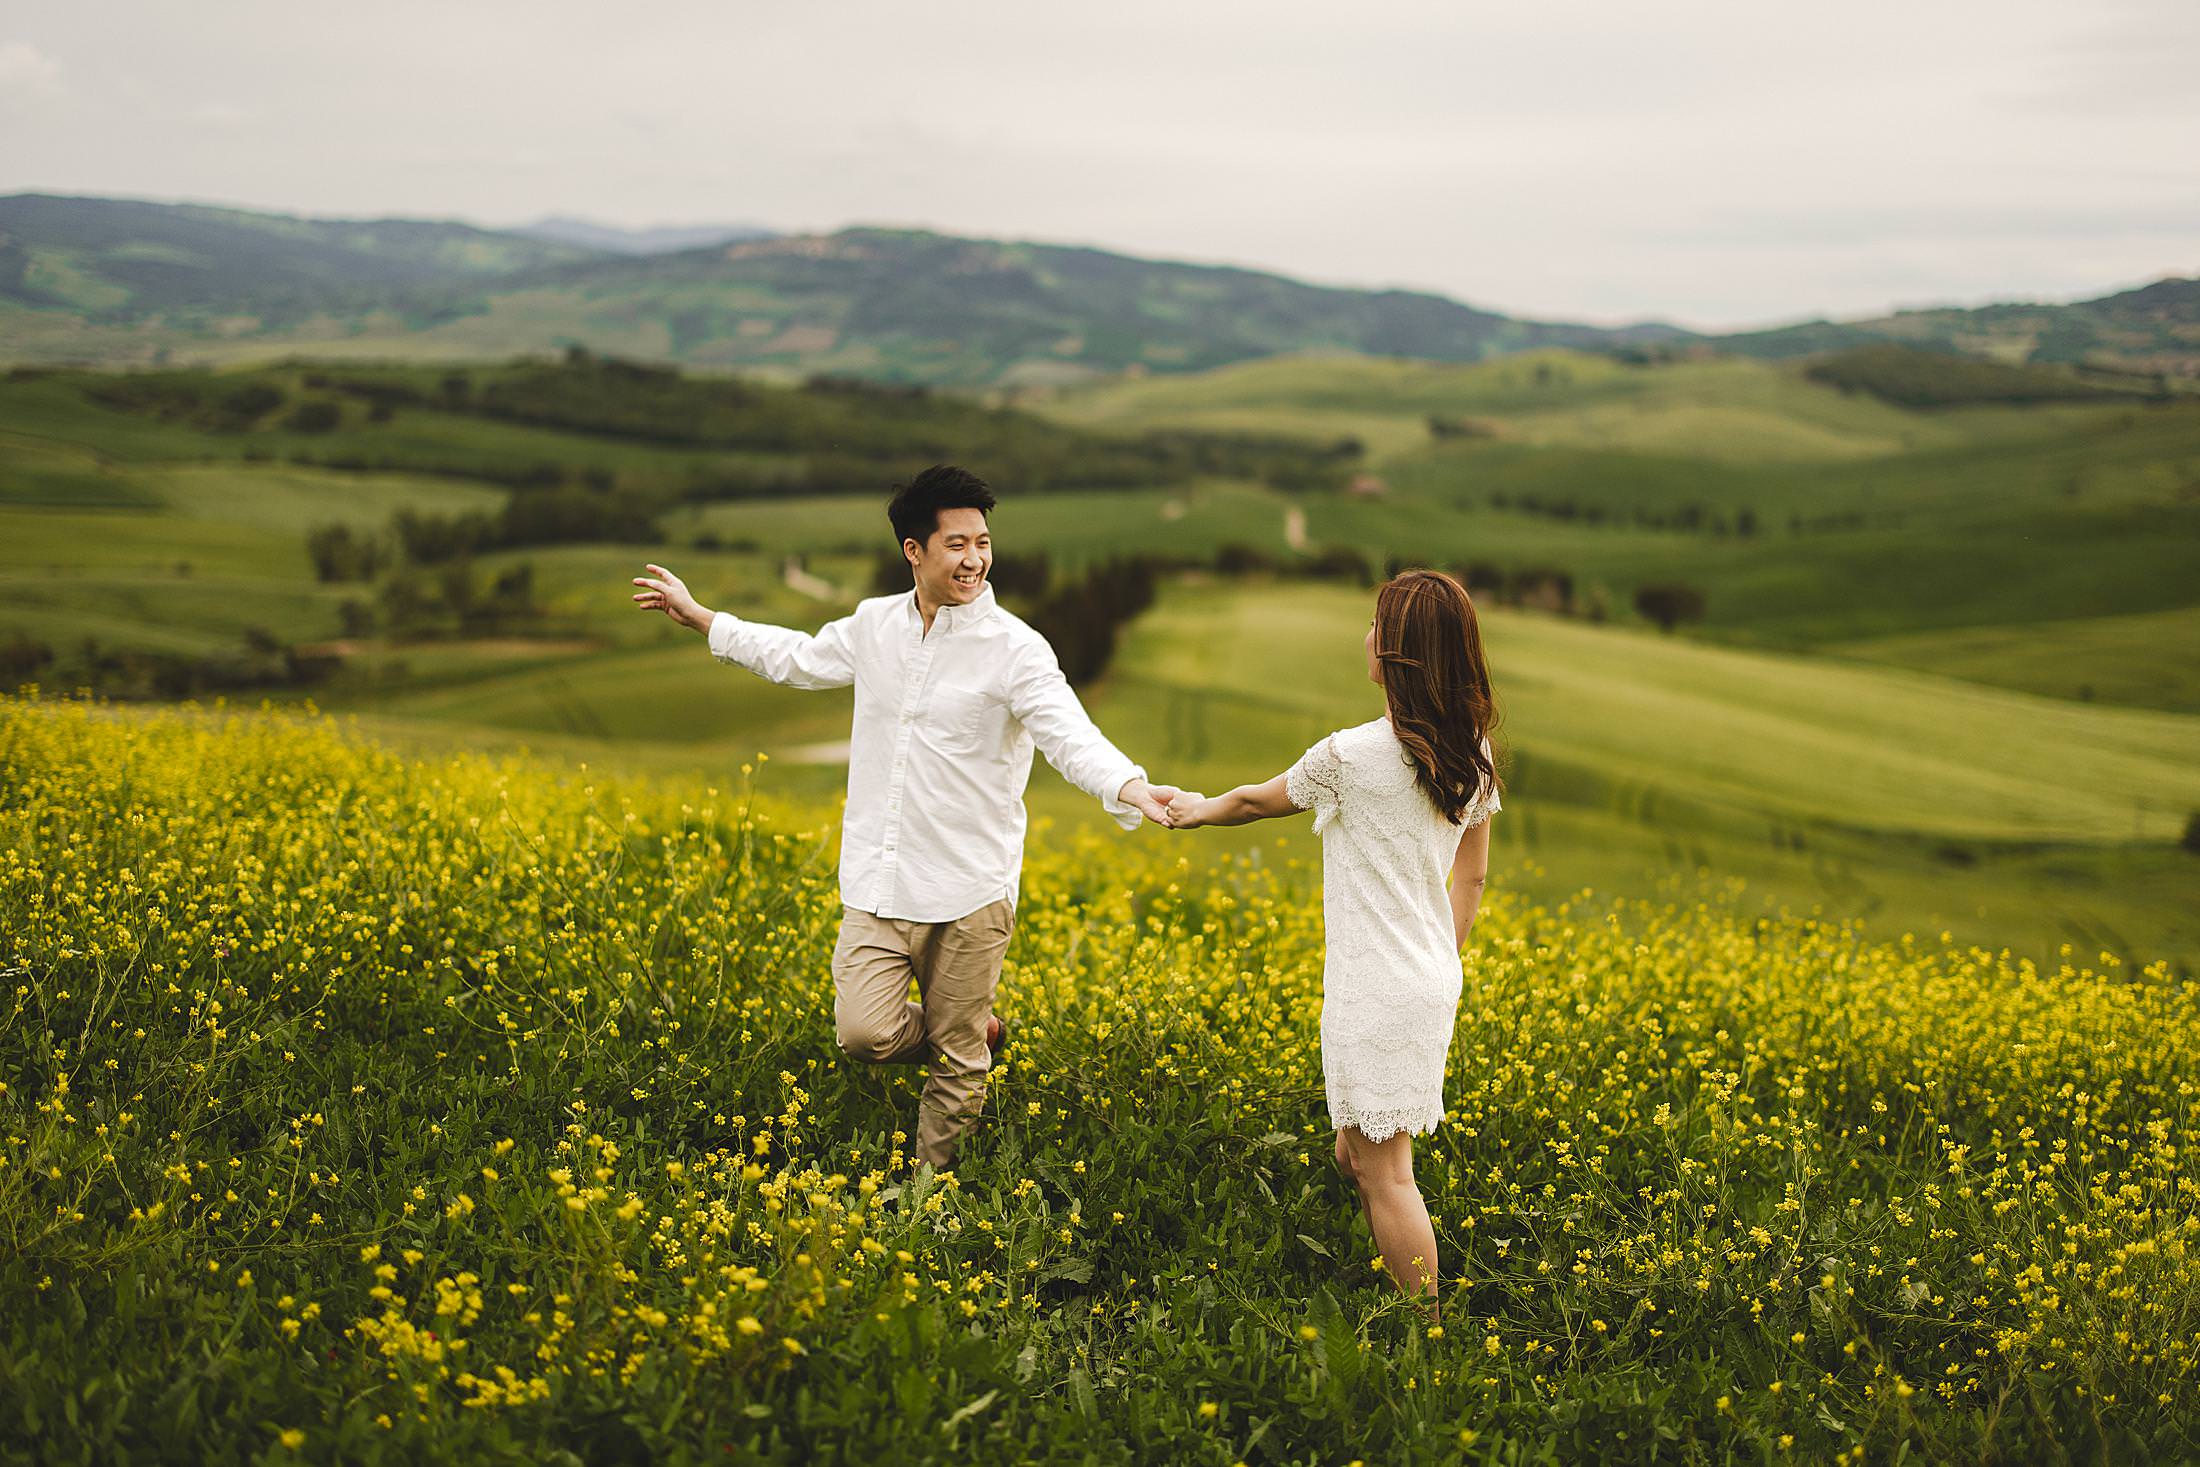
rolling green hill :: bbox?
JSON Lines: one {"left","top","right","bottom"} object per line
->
{"left": 1076, "top": 581, "right": 2200, "bottom": 968}
{"left": 0, "top": 194, "right": 1678, "bottom": 382}
{"left": 0, "top": 193, "right": 596, "bottom": 324}
{"left": 277, "top": 577, "right": 2200, "bottom": 971}
{"left": 432, "top": 228, "right": 1684, "bottom": 385}
{"left": 1719, "top": 275, "right": 2200, "bottom": 376}
{"left": 7, "top": 193, "right": 2194, "bottom": 385}
{"left": 5, "top": 349, "right": 2194, "bottom": 969}
{"left": 1037, "top": 350, "right": 2200, "bottom": 665}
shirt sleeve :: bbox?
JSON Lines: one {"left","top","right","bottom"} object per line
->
{"left": 707, "top": 609, "right": 857, "bottom": 690}
{"left": 1284, "top": 732, "right": 1345, "bottom": 834}
{"left": 1004, "top": 639, "right": 1146, "bottom": 830}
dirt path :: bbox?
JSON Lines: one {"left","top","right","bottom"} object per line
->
{"left": 782, "top": 556, "right": 841, "bottom": 601}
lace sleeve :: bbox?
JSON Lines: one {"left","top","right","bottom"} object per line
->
{"left": 1285, "top": 732, "right": 1345, "bottom": 834}
{"left": 1460, "top": 735, "right": 1502, "bottom": 827}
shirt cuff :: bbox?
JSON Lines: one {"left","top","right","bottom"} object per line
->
{"left": 1100, "top": 763, "right": 1149, "bottom": 831}
{"left": 706, "top": 610, "right": 743, "bottom": 662}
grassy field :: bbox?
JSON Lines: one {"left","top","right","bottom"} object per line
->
{"left": 4, "top": 349, "right": 2195, "bottom": 974}
{"left": 1834, "top": 607, "right": 2200, "bottom": 714}
{"left": 4, "top": 697, "right": 2194, "bottom": 1463}
{"left": 8, "top": 349, "right": 2195, "bottom": 661}
{"left": 1039, "top": 351, "right": 2200, "bottom": 671}
{"left": 1072, "top": 582, "right": 2200, "bottom": 971}
{"left": 1104, "top": 584, "right": 2200, "bottom": 843}
{"left": 1033, "top": 351, "right": 2136, "bottom": 466}
{"left": 249, "top": 576, "right": 2200, "bottom": 974}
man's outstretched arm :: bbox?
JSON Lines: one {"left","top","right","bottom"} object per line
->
{"left": 1005, "top": 642, "right": 1175, "bottom": 827}
{"left": 632, "top": 562, "right": 856, "bottom": 690}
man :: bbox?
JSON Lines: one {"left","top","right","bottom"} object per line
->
{"left": 630, "top": 464, "right": 1175, "bottom": 1171}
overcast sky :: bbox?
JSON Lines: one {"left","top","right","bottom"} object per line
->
{"left": 3, "top": 0, "right": 2195, "bottom": 329}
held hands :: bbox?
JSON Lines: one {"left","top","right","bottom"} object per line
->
{"left": 631, "top": 563, "right": 713, "bottom": 633}
{"left": 1117, "top": 778, "right": 1208, "bottom": 829}
{"left": 1160, "top": 790, "right": 1209, "bottom": 829}
{"left": 1118, "top": 778, "right": 1184, "bottom": 827}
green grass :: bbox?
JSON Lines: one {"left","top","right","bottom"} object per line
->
{"left": 0, "top": 508, "right": 337, "bottom": 651}
{"left": 145, "top": 462, "right": 505, "bottom": 534}
{"left": 9, "top": 697, "right": 2196, "bottom": 1463}
{"left": 301, "top": 575, "right": 2200, "bottom": 972}
{"left": 669, "top": 479, "right": 1302, "bottom": 570}
{"left": 1036, "top": 352, "right": 2200, "bottom": 654}
{"left": 6, "top": 350, "right": 2195, "bottom": 973}
{"left": 1834, "top": 607, "right": 2200, "bottom": 713}
{"left": 0, "top": 432, "right": 163, "bottom": 508}
{"left": 364, "top": 640, "right": 853, "bottom": 749}
{"left": 1037, "top": 351, "right": 2119, "bottom": 466}
{"left": 1062, "top": 581, "right": 2200, "bottom": 969}
{"left": 1116, "top": 583, "right": 2200, "bottom": 844}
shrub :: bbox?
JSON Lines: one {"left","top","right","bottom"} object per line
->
{"left": 1634, "top": 583, "right": 1706, "bottom": 633}
{"left": 284, "top": 399, "right": 343, "bottom": 433}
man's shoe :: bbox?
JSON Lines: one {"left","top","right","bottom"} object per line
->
{"left": 985, "top": 1014, "right": 1008, "bottom": 1055}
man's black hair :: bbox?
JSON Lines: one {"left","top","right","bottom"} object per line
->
{"left": 888, "top": 465, "right": 996, "bottom": 549}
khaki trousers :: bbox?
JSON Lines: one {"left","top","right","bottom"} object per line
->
{"left": 831, "top": 898, "right": 1014, "bottom": 1170}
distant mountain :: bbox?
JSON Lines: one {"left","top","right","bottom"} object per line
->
{"left": 511, "top": 215, "right": 776, "bottom": 255}
{"left": 1717, "top": 277, "right": 2200, "bottom": 378}
{"left": 0, "top": 193, "right": 599, "bottom": 326}
{"left": 0, "top": 197, "right": 1689, "bottom": 382}
{"left": 1, "top": 192, "right": 2190, "bottom": 385}
{"left": 450, "top": 226, "right": 1693, "bottom": 384}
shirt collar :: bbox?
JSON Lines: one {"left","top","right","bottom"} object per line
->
{"left": 906, "top": 581, "right": 997, "bottom": 634}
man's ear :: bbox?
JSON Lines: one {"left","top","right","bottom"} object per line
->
{"left": 903, "top": 537, "right": 922, "bottom": 569}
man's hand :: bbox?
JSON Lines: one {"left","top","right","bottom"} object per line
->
{"left": 1117, "top": 778, "right": 1183, "bottom": 826}
{"left": 631, "top": 563, "right": 714, "bottom": 634}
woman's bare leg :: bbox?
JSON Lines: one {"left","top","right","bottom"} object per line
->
{"left": 1333, "top": 1130, "right": 1372, "bottom": 1233}
{"left": 1341, "top": 1126, "right": 1439, "bottom": 1307}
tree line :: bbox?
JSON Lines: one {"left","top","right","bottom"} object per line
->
{"left": 0, "top": 627, "right": 339, "bottom": 702}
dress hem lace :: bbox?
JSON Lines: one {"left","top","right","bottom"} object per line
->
{"left": 1329, "top": 1104, "right": 1443, "bottom": 1144}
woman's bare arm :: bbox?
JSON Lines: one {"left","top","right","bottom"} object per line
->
{"left": 1449, "top": 816, "right": 1492, "bottom": 947}
{"left": 1165, "top": 772, "right": 1299, "bottom": 829}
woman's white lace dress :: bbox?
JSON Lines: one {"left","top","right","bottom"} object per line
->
{"left": 1286, "top": 717, "right": 1500, "bottom": 1143}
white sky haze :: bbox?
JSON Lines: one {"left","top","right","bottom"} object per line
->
{"left": 2, "top": 0, "right": 2195, "bottom": 329}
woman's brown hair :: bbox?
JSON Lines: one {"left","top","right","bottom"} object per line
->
{"left": 1372, "top": 569, "right": 1502, "bottom": 823}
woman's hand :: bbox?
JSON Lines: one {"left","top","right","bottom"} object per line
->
{"left": 1165, "top": 774, "right": 1296, "bottom": 829}
{"left": 1162, "top": 792, "right": 1209, "bottom": 829}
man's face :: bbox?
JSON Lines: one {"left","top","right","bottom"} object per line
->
{"left": 906, "top": 507, "right": 992, "bottom": 607}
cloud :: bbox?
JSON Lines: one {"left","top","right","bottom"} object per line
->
{"left": 0, "top": 40, "right": 62, "bottom": 100}
{"left": 2013, "top": 0, "right": 2200, "bottom": 115}
{"left": 0, "top": 1, "right": 2194, "bottom": 325}
{"left": 1655, "top": 201, "right": 2200, "bottom": 249}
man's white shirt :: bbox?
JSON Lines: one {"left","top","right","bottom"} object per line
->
{"left": 707, "top": 583, "right": 1146, "bottom": 923}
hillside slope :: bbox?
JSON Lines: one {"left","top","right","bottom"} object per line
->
{"left": 0, "top": 193, "right": 599, "bottom": 324}
{"left": 5, "top": 191, "right": 2193, "bottom": 382}
{"left": 1720, "top": 276, "right": 2200, "bottom": 376}
{"left": 0, "top": 197, "right": 1684, "bottom": 382}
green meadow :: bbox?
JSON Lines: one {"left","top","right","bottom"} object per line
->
{"left": 2, "top": 348, "right": 2195, "bottom": 972}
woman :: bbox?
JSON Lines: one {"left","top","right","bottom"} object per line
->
{"left": 1163, "top": 570, "right": 1502, "bottom": 1306}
